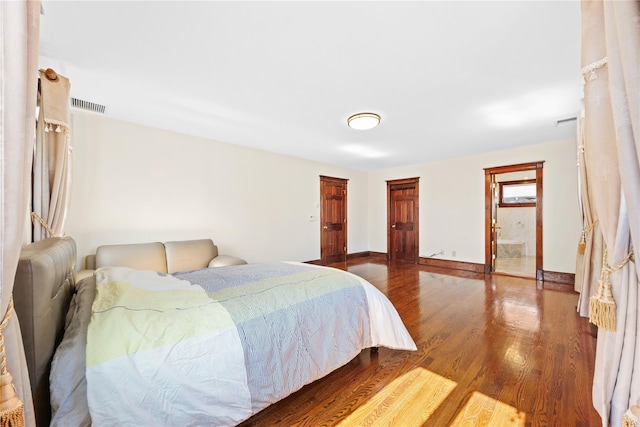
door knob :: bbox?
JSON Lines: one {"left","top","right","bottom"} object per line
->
{"left": 323, "top": 225, "right": 328, "bottom": 229}
{"left": 391, "top": 224, "right": 396, "bottom": 228}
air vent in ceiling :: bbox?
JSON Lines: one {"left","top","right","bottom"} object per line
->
{"left": 71, "top": 97, "right": 107, "bottom": 114}
{"left": 555, "top": 116, "right": 577, "bottom": 127}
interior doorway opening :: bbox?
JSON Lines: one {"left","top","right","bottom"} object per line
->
{"left": 484, "top": 162, "right": 544, "bottom": 280}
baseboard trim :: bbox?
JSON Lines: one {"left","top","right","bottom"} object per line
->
{"left": 347, "top": 251, "right": 371, "bottom": 260}
{"left": 542, "top": 270, "right": 575, "bottom": 286}
{"left": 419, "top": 257, "right": 485, "bottom": 273}
{"left": 305, "top": 251, "right": 377, "bottom": 265}
{"left": 368, "top": 251, "right": 388, "bottom": 260}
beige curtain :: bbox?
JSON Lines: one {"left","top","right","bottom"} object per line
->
{"left": 580, "top": 1, "right": 640, "bottom": 426}
{"left": 32, "top": 69, "right": 72, "bottom": 241}
{"left": 575, "top": 113, "right": 604, "bottom": 316}
{"left": 0, "top": 1, "right": 40, "bottom": 425}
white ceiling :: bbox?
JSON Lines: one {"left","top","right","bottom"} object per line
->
{"left": 39, "top": 1, "right": 582, "bottom": 171}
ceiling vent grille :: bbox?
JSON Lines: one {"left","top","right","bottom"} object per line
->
{"left": 71, "top": 97, "right": 107, "bottom": 114}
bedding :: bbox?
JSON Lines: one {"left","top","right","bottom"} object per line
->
{"left": 52, "top": 262, "right": 416, "bottom": 426}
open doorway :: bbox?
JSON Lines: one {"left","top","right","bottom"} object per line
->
{"left": 484, "top": 162, "right": 544, "bottom": 280}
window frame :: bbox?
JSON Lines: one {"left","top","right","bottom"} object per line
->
{"left": 498, "top": 179, "right": 537, "bottom": 208}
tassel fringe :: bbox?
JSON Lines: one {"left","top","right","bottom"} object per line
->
{"left": 589, "top": 288, "right": 617, "bottom": 331}
{"left": 42, "top": 120, "right": 69, "bottom": 136}
{"left": 577, "top": 221, "right": 597, "bottom": 255}
{"left": 0, "top": 402, "right": 25, "bottom": 427}
{"left": 578, "top": 234, "right": 586, "bottom": 255}
{"left": 623, "top": 403, "right": 640, "bottom": 427}
{"left": 588, "top": 247, "right": 635, "bottom": 331}
{"left": 0, "top": 298, "right": 25, "bottom": 427}
{"left": 623, "top": 412, "right": 638, "bottom": 427}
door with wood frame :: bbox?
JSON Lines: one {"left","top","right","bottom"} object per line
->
{"left": 320, "top": 176, "right": 347, "bottom": 264}
{"left": 490, "top": 173, "right": 498, "bottom": 272}
{"left": 484, "top": 162, "right": 544, "bottom": 280}
{"left": 387, "top": 178, "right": 419, "bottom": 263}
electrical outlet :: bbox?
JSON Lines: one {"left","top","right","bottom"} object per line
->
{"left": 452, "top": 250, "right": 457, "bottom": 257}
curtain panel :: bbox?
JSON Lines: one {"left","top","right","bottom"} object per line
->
{"left": 33, "top": 69, "right": 72, "bottom": 242}
{"left": 0, "top": 1, "right": 41, "bottom": 425}
{"left": 575, "top": 114, "right": 604, "bottom": 317}
{"left": 580, "top": 1, "right": 640, "bottom": 426}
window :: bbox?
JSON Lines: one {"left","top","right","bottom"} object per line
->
{"left": 498, "top": 179, "right": 536, "bottom": 207}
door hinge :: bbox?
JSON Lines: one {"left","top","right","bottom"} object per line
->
{"left": 344, "top": 246, "right": 346, "bottom": 252}
{"left": 492, "top": 254, "right": 496, "bottom": 260}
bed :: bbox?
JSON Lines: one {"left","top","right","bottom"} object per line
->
{"left": 13, "top": 237, "right": 416, "bottom": 426}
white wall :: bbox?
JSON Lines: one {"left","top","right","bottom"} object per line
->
{"left": 367, "top": 138, "right": 581, "bottom": 273}
{"left": 69, "top": 111, "right": 580, "bottom": 274}
{"left": 67, "top": 111, "right": 369, "bottom": 267}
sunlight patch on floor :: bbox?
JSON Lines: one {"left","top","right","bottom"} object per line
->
{"left": 337, "top": 368, "right": 456, "bottom": 426}
{"left": 449, "top": 391, "right": 526, "bottom": 426}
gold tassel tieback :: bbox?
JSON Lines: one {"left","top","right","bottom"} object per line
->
{"left": 589, "top": 247, "right": 634, "bottom": 331}
{"left": 577, "top": 219, "right": 598, "bottom": 255}
{"left": 578, "top": 233, "right": 586, "bottom": 254}
{"left": 623, "top": 412, "right": 638, "bottom": 427}
{"left": 623, "top": 399, "right": 640, "bottom": 427}
{"left": 0, "top": 374, "right": 24, "bottom": 427}
{"left": 0, "top": 296, "right": 25, "bottom": 427}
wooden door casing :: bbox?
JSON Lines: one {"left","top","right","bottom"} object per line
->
{"left": 483, "top": 161, "right": 544, "bottom": 280}
{"left": 491, "top": 173, "right": 498, "bottom": 272}
{"left": 320, "top": 176, "right": 347, "bottom": 264}
{"left": 387, "top": 178, "right": 419, "bottom": 263}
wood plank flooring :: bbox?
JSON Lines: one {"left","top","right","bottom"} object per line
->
{"left": 239, "top": 258, "right": 599, "bottom": 426}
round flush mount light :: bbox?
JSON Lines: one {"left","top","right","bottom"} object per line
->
{"left": 347, "top": 112, "right": 381, "bottom": 130}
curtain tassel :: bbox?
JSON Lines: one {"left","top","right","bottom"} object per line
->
{"left": 578, "top": 219, "right": 598, "bottom": 255}
{"left": 589, "top": 247, "right": 635, "bottom": 331}
{"left": 589, "top": 248, "right": 617, "bottom": 331}
{"left": 578, "top": 231, "right": 586, "bottom": 254}
{"left": 0, "top": 374, "right": 25, "bottom": 427}
{"left": 623, "top": 400, "right": 640, "bottom": 427}
{"left": 589, "top": 280, "right": 617, "bottom": 331}
{"left": 0, "top": 297, "right": 25, "bottom": 427}
{"left": 42, "top": 121, "right": 68, "bottom": 136}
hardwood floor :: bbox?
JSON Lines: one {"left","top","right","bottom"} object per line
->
{"left": 239, "top": 258, "right": 599, "bottom": 426}
{"left": 495, "top": 256, "right": 536, "bottom": 278}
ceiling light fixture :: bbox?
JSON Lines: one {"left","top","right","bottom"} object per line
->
{"left": 347, "top": 112, "right": 381, "bottom": 130}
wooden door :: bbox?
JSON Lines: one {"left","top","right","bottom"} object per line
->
{"left": 387, "top": 178, "right": 419, "bottom": 263}
{"left": 320, "top": 176, "right": 347, "bottom": 264}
